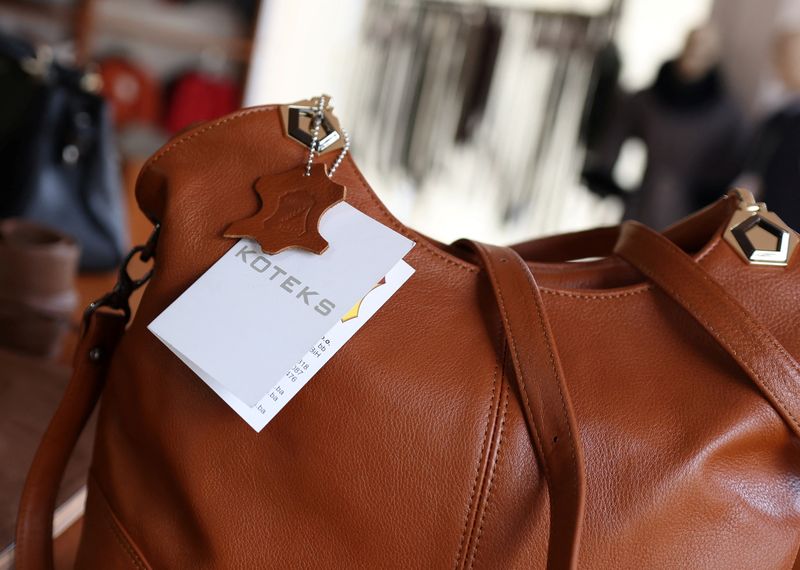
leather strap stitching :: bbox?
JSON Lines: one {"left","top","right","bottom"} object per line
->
{"left": 641, "top": 228, "right": 800, "bottom": 377}
{"left": 468, "top": 383, "right": 510, "bottom": 570}
{"left": 509, "top": 251, "right": 581, "bottom": 487}
{"left": 619, "top": 224, "right": 800, "bottom": 436}
{"left": 475, "top": 244, "right": 551, "bottom": 483}
{"left": 629, "top": 253, "right": 800, "bottom": 434}
{"left": 476, "top": 241, "right": 581, "bottom": 495}
{"left": 92, "top": 476, "right": 148, "bottom": 570}
{"left": 467, "top": 239, "right": 585, "bottom": 568}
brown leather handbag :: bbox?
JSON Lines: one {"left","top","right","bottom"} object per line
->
{"left": 16, "top": 104, "right": 800, "bottom": 569}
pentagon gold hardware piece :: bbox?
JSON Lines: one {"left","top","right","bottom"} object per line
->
{"left": 280, "top": 96, "right": 345, "bottom": 155}
{"left": 224, "top": 164, "right": 345, "bottom": 255}
{"left": 724, "top": 189, "right": 798, "bottom": 267}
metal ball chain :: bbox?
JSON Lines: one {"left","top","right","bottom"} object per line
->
{"left": 328, "top": 127, "right": 350, "bottom": 177}
{"left": 304, "top": 95, "right": 326, "bottom": 177}
{"left": 303, "top": 95, "right": 350, "bottom": 178}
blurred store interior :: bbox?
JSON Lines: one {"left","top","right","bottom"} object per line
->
{"left": 3, "top": 0, "right": 800, "bottom": 248}
{"left": 3, "top": 0, "right": 800, "bottom": 565}
{"left": 247, "top": 0, "right": 800, "bottom": 243}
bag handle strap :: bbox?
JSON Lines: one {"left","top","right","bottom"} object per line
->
{"left": 458, "top": 239, "right": 586, "bottom": 570}
{"left": 16, "top": 225, "right": 157, "bottom": 569}
{"left": 508, "top": 192, "right": 739, "bottom": 265}
{"left": 15, "top": 310, "right": 126, "bottom": 570}
{"left": 614, "top": 221, "right": 800, "bottom": 441}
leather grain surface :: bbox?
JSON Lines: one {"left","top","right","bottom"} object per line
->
{"left": 64, "top": 106, "right": 800, "bottom": 568}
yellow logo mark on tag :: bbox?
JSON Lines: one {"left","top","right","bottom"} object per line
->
{"left": 341, "top": 278, "right": 386, "bottom": 322}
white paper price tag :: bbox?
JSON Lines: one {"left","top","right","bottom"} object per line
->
{"left": 159, "top": 259, "right": 414, "bottom": 431}
{"left": 148, "top": 202, "right": 414, "bottom": 407}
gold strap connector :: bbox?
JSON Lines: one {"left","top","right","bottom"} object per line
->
{"left": 723, "top": 188, "right": 798, "bottom": 267}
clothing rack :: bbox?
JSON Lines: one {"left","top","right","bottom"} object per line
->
{"left": 345, "top": 0, "right": 623, "bottom": 242}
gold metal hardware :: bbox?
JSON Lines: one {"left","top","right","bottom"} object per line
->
{"left": 723, "top": 188, "right": 798, "bottom": 267}
{"left": 279, "top": 96, "right": 346, "bottom": 155}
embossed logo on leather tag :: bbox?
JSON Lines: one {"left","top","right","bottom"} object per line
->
{"left": 224, "top": 165, "right": 345, "bottom": 255}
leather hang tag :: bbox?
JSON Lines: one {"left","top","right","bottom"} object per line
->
{"left": 224, "top": 164, "right": 346, "bottom": 255}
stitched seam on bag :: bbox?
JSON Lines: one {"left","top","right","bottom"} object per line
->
{"left": 537, "top": 239, "right": 723, "bottom": 300}
{"left": 140, "top": 105, "right": 478, "bottom": 274}
{"left": 142, "top": 107, "right": 273, "bottom": 172}
{"left": 695, "top": 236, "right": 722, "bottom": 262}
{"left": 629, "top": 238, "right": 800, "bottom": 434}
{"left": 541, "top": 287, "right": 650, "bottom": 300}
{"left": 91, "top": 475, "right": 149, "bottom": 570}
{"left": 453, "top": 322, "right": 502, "bottom": 570}
{"left": 468, "top": 382, "right": 509, "bottom": 570}
{"left": 104, "top": 511, "right": 146, "bottom": 570}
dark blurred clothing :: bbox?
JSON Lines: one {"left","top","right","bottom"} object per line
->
{"left": 580, "top": 42, "right": 622, "bottom": 151}
{"left": 584, "top": 60, "right": 748, "bottom": 230}
{"left": 746, "top": 101, "right": 800, "bottom": 230}
{"left": 455, "top": 10, "right": 502, "bottom": 142}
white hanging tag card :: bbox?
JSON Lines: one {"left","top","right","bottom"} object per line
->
{"left": 158, "top": 259, "right": 414, "bottom": 431}
{"left": 148, "top": 202, "right": 414, "bottom": 407}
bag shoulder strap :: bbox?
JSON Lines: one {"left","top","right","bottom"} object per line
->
{"left": 614, "top": 221, "right": 800, "bottom": 441}
{"left": 459, "top": 239, "right": 587, "bottom": 570}
{"left": 615, "top": 221, "right": 800, "bottom": 566}
{"left": 15, "top": 311, "right": 126, "bottom": 570}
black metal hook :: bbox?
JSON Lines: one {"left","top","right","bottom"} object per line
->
{"left": 83, "top": 223, "right": 161, "bottom": 327}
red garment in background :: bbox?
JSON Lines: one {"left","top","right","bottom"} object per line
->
{"left": 99, "top": 57, "right": 162, "bottom": 127}
{"left": 164, "top": 72, "right": 240, "bottom": 134}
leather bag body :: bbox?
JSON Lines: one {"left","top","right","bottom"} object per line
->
{"left": 16, "top": 105, "right": 800, "bottom": 568}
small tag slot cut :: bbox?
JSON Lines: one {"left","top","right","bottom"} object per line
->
{"left": 224, "top": 95, "right": 351, "bottom": 255}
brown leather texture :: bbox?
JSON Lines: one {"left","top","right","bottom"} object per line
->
{"left": 21, "top": 105, "right": 800, "bottom": 568}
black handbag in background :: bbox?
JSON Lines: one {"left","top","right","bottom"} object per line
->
{"left": 0, "top": 34, "right": 127, "bottom": 271}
